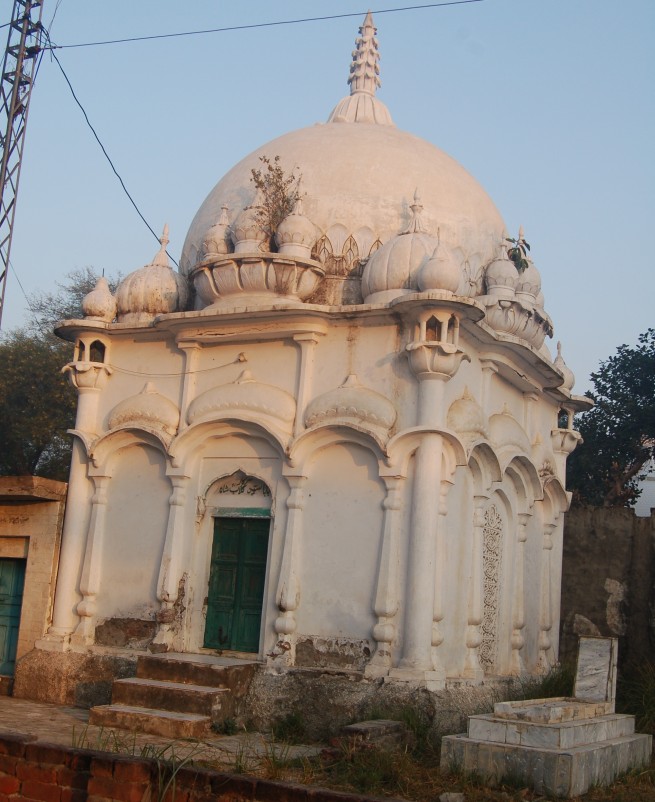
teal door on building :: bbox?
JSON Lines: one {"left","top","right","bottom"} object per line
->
{"left": 204, "top": 517, "right": 270, "bottom": 653}
{"left": 0, "top": 558, "right": 26, "bottom": 675}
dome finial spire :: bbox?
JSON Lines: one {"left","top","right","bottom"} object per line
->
{"left": 153, "top": 224, "right": 170, "bottom": 267}
{"left": 327, "top": 11, "right": 393, "bottom": 125}
{"left": 348, "top": 11, "right": 381, "bottom": 97}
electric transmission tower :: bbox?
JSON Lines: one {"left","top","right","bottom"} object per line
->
{"left": 0, "top": 0, "right": 45, "bottom": 329}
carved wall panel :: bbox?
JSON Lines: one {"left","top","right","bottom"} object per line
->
{"left": 480, "top": 503, "right": 504, "bottom": 672}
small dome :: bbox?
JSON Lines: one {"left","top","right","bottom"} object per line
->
{"left": 418, "top": 246, "right": 460, "bottom": 294}
{"left": 231, "top": 192, "right": 268, "bottom": 254}
{"left": 489, "top": 405, "right": 531, "bottom": 453}
{"left": 82, "top": 277, "right": 116, "bottom": 322}
{"left": 361, "top": 192, "right": 439, "bottom": 304}
{"left": 115, "top": 226, "right": 189, "bottom": 324}
{"left": 108, "top": 382, "right": 180, "bottom": 435}
{"left": 447, "top": 388, "right": 487, "bottom": 442}
{"left": 187, "top": 370, "right": 296, "bottom": 430}
{"left": 304, "top": 374, "right": 396, "bottom": 433}
{"left": 202, "top": 204, "right": 231, "bottom": 259}
{"left": 517, "top": 261, "right": 541, "bottom": 300}
{"left": 485, "top": 253, "right": 518, "bottom": 299}
{"left": 553, "top": 341, "right": 575, "bottom": 391}
{"left": 275, "top": 197, "right": 317, "bottom": 259}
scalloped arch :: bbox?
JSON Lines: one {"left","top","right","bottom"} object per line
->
{"left": 288, "top": 423, "right": 386, "bottom": 472}
{"left": 542, "top": 475, "right": 569, "bottom": 521}
{"left": 170, "top": 417, "right": 287, "bottom": 467}
{"left": 505, "top": 455, "right": 543, "bottom": 504}
{"left": 386, "top": 426, "right": 466, "bottom": 477}
{"left": 468, "top": 442, "right": 502, "bottom": 493}
{"left": 90, "top": 427, "right": 169, "bottom": 472}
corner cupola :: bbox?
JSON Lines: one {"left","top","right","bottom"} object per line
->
{"left": 115, "top": 226, "right": 189, "bottom": 324}
{"left": 361, "top": 191, "right": 439, "bottom": 304}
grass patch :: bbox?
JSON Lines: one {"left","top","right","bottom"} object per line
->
{"left": 510, "top": 661, "right": 576, "bottom": 701}
{"left": 617, "top": 660, "right": 655, "bottom": 735}
{"left": 271, "top": 710, "right": 308, "bottom": 743}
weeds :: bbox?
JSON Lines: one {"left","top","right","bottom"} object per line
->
{"left": 71, "top": 724, "right": 204, "bottom": 802}
{"left": 212, "top": 717, "right": 238, "bottom": 736}
{"left": 271, "top": 710, "right": 307, "bottom": 743}
{"left": 617, "top": 660, "right": 655, "bottom": 735}
{"left": 511, "top": 661, "right": 576, "bottom": 701}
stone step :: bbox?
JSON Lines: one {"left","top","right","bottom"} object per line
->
{"left": 468, "top": 712, "right": 635, "bottom": 750}
{"left": 136, "top": 654, "right": 256, "bottom": 697}
{"left": 111, "top": 677, "right": 232, "bottom": 718}
{"left": 89, "top": 704, "right": 211, "bottom": 739}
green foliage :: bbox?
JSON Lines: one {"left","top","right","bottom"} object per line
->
{"left": 567, "top": 328, "right": 655, "bottom": 506}
{"left": 505, "top": 234, "right": 530, "bottom": 273}
{"left": 513, "top": 662, "right": 576, "bottom": 701}
{"left": 250, "top": 155, "right": 300, "bottom": 248}
{"left": 0, "top": 268, "right": 120, "bottom": 481}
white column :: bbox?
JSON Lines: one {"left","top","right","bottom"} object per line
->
{"left": 538, "top": 521, "right": 555, "bottom": 673}
{"left": 152, "top": 474, "right": 190, "bottom": 651}
{"left": 39, "top": 438, "right": 93, "bottom": 648}
{"left": 510, "top": 511, "right": 530, "bottom": 675}
{"left": 365, "top": 475, "right": 403, "bottom": 678}
{"left": 463, "top": 497, "right": 486, "bottom": 681}
{"left": 70, "top": 474, "right": 110, "bottom": 646}
{"left": 390, "top": 433, "right": 443, "bottom": 682}
{"left": 431, "top": 478, "right": 452, "bottom": 678}
{"left": 270, "top": 474, "right": 307, "bottom": 668}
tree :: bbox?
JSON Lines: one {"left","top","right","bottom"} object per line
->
{"left": 567, "top": 329, "right": 655, "bottom": 507}
{"left": 0, "top": 268, "right": 120, "bottom": 481}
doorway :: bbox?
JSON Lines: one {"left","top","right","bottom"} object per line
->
{"left": 204, "top": 516, "right": 270, "bottom": 653}
{"left": 0, "top": 558, "right": 26, "bottom": 675}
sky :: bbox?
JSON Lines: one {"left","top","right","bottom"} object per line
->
{"left": 2, "top": 0, "right": 654, "bottom": 394}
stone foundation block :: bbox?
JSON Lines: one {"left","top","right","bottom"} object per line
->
{"left": 440, "top": 731, "right": 653, "bottom": 798}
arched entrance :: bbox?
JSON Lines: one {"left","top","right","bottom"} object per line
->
{"left": 203, "top": 471, "right": 272, "bottom": 653}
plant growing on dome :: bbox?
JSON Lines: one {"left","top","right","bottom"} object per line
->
{"left": 505, "top": 230, "right": 531, "bottom": 273}
{"left": 250, "top": 155, "right": 301, "bottom": 250}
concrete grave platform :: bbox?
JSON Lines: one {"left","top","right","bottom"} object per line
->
{"left": 440, "top": 637, "right": 652, "bottom": 798}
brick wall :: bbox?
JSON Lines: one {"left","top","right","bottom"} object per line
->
{"left": 0, "top": 733, "right": 379, "bottom": 802}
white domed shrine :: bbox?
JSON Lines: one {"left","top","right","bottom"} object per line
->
{"left": 27, "top": 13, "right": 590, "bottom": 714}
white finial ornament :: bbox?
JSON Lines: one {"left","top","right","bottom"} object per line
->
{"left": 404, "top": 189, "right": 427, "bottom": 234}
{"left": 348, "top": 10, "right": 381, "bottom": 97}
{"left": 327, "top": 12, "right": 393, "bottom": 126}
{"left": 153, "top": 224, "right": 170, "bottom": 267}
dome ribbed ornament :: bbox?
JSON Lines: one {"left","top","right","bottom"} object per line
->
{"left": 327, "top": 12, "right": 393, "bottom": 126}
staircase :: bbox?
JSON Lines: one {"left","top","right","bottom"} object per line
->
{"left": 89, "top": 653, "right": 258, "bottom": 738}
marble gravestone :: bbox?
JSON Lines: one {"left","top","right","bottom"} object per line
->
{"left": 573, "top": 636, "right": 617, "bottom": 703}
{"left": 441, "top": 637, "right": 651, "bottom": 798}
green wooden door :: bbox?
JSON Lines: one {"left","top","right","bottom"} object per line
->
{"left": 204, "top": 517, "right": 269, "bottom": 653}
{"left": 0, "top": 558, "right": 26, "bottom": 675}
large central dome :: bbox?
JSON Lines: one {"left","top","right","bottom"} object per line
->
{"left": 180, "top": 12, "right": 506, "bottom": 297}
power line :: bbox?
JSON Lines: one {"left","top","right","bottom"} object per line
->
{"left": 43, "top": 1, "right": 484, "bottom": 50}
{"left": 47, "top": 41, "right": 178, "bottom": 264}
